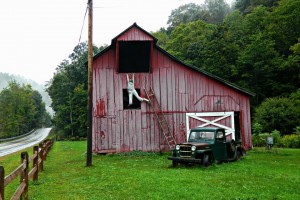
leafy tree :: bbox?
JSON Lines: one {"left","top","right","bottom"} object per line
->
{"left": 235, "top": 0, "right": 280, "bottom": 14}
{"left": 46, "top": 42, "right": 101, "bottom": 139}
{"left": 151, "top": 28, "right": 169, "bottom": 49}
{"left": 167, "top": 3, "right": 206, "bottom": 32}
{"left": 31, "top": 90, "right": 46, "bottom": 128}
{"left": 203, "top": 0, "right": 231, "bottom": 24}
{"left": 254, "top": 96, "right": 300, "bottom": 135}
{"left": 0, "top": 81, "right": 49, "bottom": 138}
{"left": 166, "top": 20, "right": 217, "bottom": 66}
{"left": 267, "top": 0, "right": 300, "bottom": 56}
{"left": 167, "top": 0, "right": 231, "bottom": 33}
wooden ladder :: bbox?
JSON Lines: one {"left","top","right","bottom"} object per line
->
{"left": 144, "top": 87, "right": 176, "bottom": 150}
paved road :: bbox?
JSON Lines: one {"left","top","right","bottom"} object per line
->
{"left": 0, "top": 128, "right": 51, "bottom": 157}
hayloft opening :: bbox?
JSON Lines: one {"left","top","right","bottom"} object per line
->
{"left": 123, "top": 89, "right": 141, "bottom": 109}
{"left": 118, "top": 41, "right": 151, "bottom": 73}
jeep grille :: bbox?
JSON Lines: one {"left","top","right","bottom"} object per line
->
{"left": 179, "top": 145, "right": 192, "bottom": 158}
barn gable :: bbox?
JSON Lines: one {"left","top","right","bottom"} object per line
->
{"left": 92, "top": 23, "right": 254, "bottom": 153}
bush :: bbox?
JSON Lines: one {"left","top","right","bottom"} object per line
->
{"left": 252, "top": 133, "right": 270, "bottom": 147}
{"left": 252, "top": 129, "right": 300, "bottom": 148}
{"left": 294, "top": 126, "right": 300, "bottom": 134}
{"left": 271, "top": 129, "right": 281, "bottom": 145}
{"left": 252, "top": 122, "right": 263, "bottom": 135}
{"left": 281, "top": 134, "right": 300, "bottom": 148}
{"left": 254, "top": 97, "right": 300, "bottom": 135}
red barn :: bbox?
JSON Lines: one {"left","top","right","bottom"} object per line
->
{"left": 92, "top": 23, "right": 254, "bottom": 153}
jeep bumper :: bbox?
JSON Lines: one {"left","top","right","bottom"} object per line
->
{"left": 168, "top": 156, "right": 202, "bottom": 163}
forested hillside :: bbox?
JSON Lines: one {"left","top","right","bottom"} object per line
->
{"left": 0, "top": 72, "right": 53, "bottom": 115}
{"left": 47, "top": 0, "right": 299, "bottom": 139}
{"left": 0, "top": 80, "right": 52, "bottom": 139}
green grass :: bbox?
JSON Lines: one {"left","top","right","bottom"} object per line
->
{"left": 1, "top": 142, "right": 300, "bottom": 200}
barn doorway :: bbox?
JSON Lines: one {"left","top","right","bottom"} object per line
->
{"left": 234, "top": 112, "right": 241, "bottom": 142}
{"left": 186, "top": 112, "right": 237, "bottom": 141}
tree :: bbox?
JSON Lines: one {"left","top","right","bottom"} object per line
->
{"left": 167, "top": 3, "right": 206, "bottom": 32}
{"left": 46, "top": 42, "right": 101, "bottom": 139}
{"left": 254, "top": 96, "right": 300, "bottom": 135}
{"left": 31, "top": 90, "right": 46, "bottom": 128}
{"left": 151, "top": 28, "right": 169, "bottom": 49}
{"left": 0, "top": 81, "right": 49, "bottom": 138}
{"left": 235, "top": 0, "right": 280, "bottom": 14}
{"left": 267, "top": 0, "right": 300, "bottom": 55}
{"left": 203, "top": 0, "right": 231, "bottom": 24}
{"left": 167, "top": 0, "right": 231, "bottom": 33}
{"left": 165, "top": 20, "right": 217, "bottom": 66}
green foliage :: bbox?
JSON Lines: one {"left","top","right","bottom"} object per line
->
{"left": 203, "top": 0, "right": 231, "bottom": 24}
{"left": 281, "top": 134, "right": 300, "bottom": 148}
{"left": 252, "top": 133, "right": 270, "bottom": 147}
{"left": 294, "top": 126, "right": 300, "bottom": 134}
{"left": 151, "top": 28, "right": 169, "bottom": 48}
{"left": 252, "top": 122, "right": 263, "bottom": 135}
{"left": 235, "top": 0, "right": 280, "bottom": 14}
{"left": 270, "top": 129, "right": 281, "bottom": 144}
{"left": 254, "top": 97, "right": 300, "bottom": 135}
{"left": 167, "top": 0, "right": 231, "bottom": 32}
{"left": 0, "top": 81, "right": 50, "bottom": 138}
{"left": 166, "top": 20, "right": 217, "bottom": 66}
{"left": 252, "top": 129, "right": 300, "bottom": 148}
{"left": 46, "top": 42, "right": 101, "bottom": 139}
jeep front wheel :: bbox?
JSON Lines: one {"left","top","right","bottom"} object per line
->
{"left": 202, "top": 154, "right": 211, "bottom": 167}
{"left": 172, "top": 160, "right": 178, "bottom": 167}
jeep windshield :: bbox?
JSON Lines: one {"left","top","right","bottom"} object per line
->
{"left": 188, "top": 131, "right": 215, "bottom": 143}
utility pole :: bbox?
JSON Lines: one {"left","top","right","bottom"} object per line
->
{"left": 86, "top": 0, "right": 93, "bottom": 167}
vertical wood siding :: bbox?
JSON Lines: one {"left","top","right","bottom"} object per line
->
{"left": 92, "top": 28, "right": 253, "bottom": 153}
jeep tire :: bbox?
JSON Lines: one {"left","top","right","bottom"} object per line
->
{"left": 172, "top": 160, "right": 178, "bottom": 167}
{"left": 202, "top": 154, "right": 211, "bottom": 167}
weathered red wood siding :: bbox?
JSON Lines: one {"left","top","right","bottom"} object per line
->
{"left": 92, "top": 25, "right": 252, "bottom": 153}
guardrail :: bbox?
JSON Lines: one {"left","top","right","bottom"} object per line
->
{"left": 0, "top": 130, "right": 35, "bottom": 143}
{"left": 0, "top": 139, "right": 53, "bottom": 200}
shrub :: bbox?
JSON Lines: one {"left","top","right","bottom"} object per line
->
{"left": 294, "top": 126, "right": 300, "bottom": 134}
{"left": 252, "top": 133, "right": 270, "bottom": 147}
{"left": 252, "top": 128, "right": 300, "bottom": 148}
{"left": 252, "top": 122, "right": 263, "bottom": 135}
{"left": 281, "top": 134, "right": 300, "bottom": 148}
{"left": 254, "top": 97, "right": 300, "bottom": 135}
{"left": 271, "top": 129, "right": 282, "bottom": 146}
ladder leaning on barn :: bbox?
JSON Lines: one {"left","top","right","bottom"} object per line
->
{"left": 144, "top": 87, "right": 176, "bottom": 150}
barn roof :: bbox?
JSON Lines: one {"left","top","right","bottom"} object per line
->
{"left": 93, "top": 23, "right": 255, "bottom": 97}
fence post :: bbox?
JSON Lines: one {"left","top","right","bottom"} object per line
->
{"left": 43, "top": 140, "right": 48, "bottom": 160}
{"left": 33, "top": 146, "right": 39, "bottom": 182}
{"left": 0, "top": 166, "right": 4, "bottom": 200}
{"left": 39, "top": 142, "right": 44, "bottom": 171}
{"left": 20, "top": 152, "right": 29, "bottom": 200}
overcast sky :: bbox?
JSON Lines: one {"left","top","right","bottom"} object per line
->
{"left": 0, "top": 0, "right": 233, "bottom": 84}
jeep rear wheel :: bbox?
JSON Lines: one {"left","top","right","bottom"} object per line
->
{"left": 202, "top": 154, "right": 211, "bottom": 167}
{"left": 236, "top": 151, "right": 241, "bottom": 161}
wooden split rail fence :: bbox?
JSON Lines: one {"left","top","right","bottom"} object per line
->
{"left": 0, "top": 139, "right": 53, "bottom": 200}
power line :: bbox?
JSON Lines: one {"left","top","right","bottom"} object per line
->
{"left": 78, "top": 5, "right": 88, "bottom": 45}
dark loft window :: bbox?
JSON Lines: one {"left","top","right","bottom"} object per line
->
{"left": 119, "top": 41, "right": 151, "bottom": 73}
{"left": 123, "top": 89, "right": 141, "bottom": 109}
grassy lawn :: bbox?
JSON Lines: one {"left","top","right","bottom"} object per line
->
{"left": 1, "top": 141, "right": 300, "bottom": 200}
